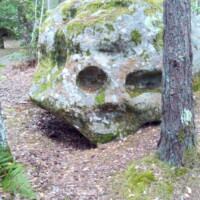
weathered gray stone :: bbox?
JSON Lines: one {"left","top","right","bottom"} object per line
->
{"left": 30, "top": 0, "right": 200, "bottom": 143}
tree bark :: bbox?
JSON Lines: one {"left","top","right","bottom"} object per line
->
{"left": 0, "top": 29, "right": 4, "bottom": 49}
{"left": 0, "top": 103, "right": 7, "bottom": 150}
{"left": 17, "top": 2, "right": 33, "bottom": 44}
{"left": 157, "top": 0, "right": 196, "bottom": 166}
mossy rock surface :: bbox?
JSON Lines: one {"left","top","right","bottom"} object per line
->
{"left": 30, "top": 0, "right": 200, "bottom": 143}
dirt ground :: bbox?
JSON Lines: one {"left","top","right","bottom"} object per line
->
{"left": 0, "top": 41, "right": 199, "bottom": 200}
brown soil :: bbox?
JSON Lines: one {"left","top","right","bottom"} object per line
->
{"left": 0, "top": 41, "right": 199, "bottom": 200}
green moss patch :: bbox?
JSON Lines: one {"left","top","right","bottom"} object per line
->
{"left": 111, "top": 143, "right": 200, "bottom": 200}
{"left": 31, "top": 55, "right": 63, "bottom": 98}
{"left": 127, "top": 88, "right": 162, "bottom": 98}
{"left": 144, "top": 0, "right": 163, "bottom": 16}
{"left": 92, "top": 132, "right": 119, "bottom": 143}
{"left": 193, "top": 72, "right": 200, "bottom": 92}
{"left": 86, "top": 49, "right": 91, "bottom": 56}
{"left": 140, "top": 50, "right": 150, "bottom": 61}
{"left": 40, "top": 21, "right": 55, "bottom": 34}
{"left": 52, "top": 30, "right": 68, "bottom": 67}
{"left": 95, "top": 89, "right": 105, "bottom": 104}
{"left": 32, "top": 56, "right": 53, "bottom": 83}
{"left": 62, "top": 2, "right": 77, "bottom": 20}
{"left": 131, "top": 30, "right": 142, "bottom": 45}
{"left": 153, "top": 29, "right": 163, "bottom": 52}
{"left": 114, "top": 154, "right": 191, "bottom": 200}
{"left": 105, "top": 23, "right": 115, "bottom": 32}
{"left": 63, "top": 0, "right": 135, "bottom": 36}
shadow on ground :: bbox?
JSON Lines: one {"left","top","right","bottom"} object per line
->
{"left": 36, "top": 111, "right": 97, "bottom": 150}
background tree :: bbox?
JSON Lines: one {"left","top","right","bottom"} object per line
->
{"left": 192, "top": 0, "right": 200, "bottom": 14}
{"left": 0, "top": 103, "right": 7, "bottom": 150}
{"left": 0, "top": 0, "right": 63, "bottom": 48}
{"left": 157, "top": 0, "right": 196, "bottom": 166}
{"left": 0, "top": 0, "right": 19, "bottom": 48}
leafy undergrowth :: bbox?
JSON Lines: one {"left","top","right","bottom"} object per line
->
{"left": 0, "top": 147, "right": 37, "bottom": 199}
{"left": 114, "top": 148, "right": 200, "bottom": 200}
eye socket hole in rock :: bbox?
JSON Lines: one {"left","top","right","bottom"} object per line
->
{"left": 125, "top": 71, "right": 162, "bottom": 90}
{"left": 76, "top": 66, "right": 108, "bottom": 93}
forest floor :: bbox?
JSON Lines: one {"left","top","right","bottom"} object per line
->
{"left": 0, "top": 40, "right": 200, "bottom": 200}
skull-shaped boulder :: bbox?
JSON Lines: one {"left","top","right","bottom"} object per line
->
{"left": 30, "top": 0, "right": 200, "bottom": 143}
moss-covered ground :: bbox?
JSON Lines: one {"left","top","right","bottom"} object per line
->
{"left": 112, "top": 149, "right": 200, "bottom": 199}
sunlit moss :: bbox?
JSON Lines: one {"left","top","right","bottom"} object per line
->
{"left": 61, "top": 0, "right": 135, "bottom": 36}
{"left": 95, "top": 89, "right": 105, "bottom": 104}
{"left": 127, "top": 88, "right": 162, "bottom": 98}
{"left": 114, "top": 154, "right": 191, "bottom": 200}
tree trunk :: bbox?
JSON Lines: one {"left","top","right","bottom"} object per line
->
{"left": 0, "top": 30, "right": 4, "bottom": 49}
{"left": 0, "top": 103, "right": 7, "bottom": 150}
{"left": 17, "top": 2, "right": 33, "bottom": 44}
{"left": 30, "top": 0, "right": 38, "bottom": 45}
{"left": 157, "top": 0, "right": 196, "bottom": 166}
{"left": 39, "top": 0, "right": 44, "bottom": 29}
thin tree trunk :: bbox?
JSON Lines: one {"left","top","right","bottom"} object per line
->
{"left": 30, "top": 0, "right": 38, "bottom": 45}
{"left": 0, "top": 30, "right": 4, "bottom": 49}
{"left": 0, "top": 103, "right": 7, "bottom": 150}
{"left": 47, "top": 0, "right": 50, "bottom": 10}
{"left": 18, "top": 2, "right": 33, "bottom": 44}
{"left": 39, "top": 0, "right": 44, "bottom": 29}
{"left": 157, "top": 0, "right": 196, "bottom": 166}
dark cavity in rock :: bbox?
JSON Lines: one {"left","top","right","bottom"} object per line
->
{"left": 76, "top": 66, "right": 108, "bottom": 92}
{"left": 125, "top": 70, "right": 162, "bottom": 90}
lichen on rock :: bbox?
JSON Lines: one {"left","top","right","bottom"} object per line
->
{"left": 30, "top": 0, "right": 200, "bottom": 143}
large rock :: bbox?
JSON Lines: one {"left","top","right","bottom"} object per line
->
{"left": 30, "top": 0, "right": 200, "bottom": 143}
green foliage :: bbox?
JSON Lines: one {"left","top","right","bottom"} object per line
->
{"left": 191, "top": 1, "right": 200, "bottom": 12}
{"left": 0, "top": 0, "right": 55, "bottom": 45}
{"left": 0, "top": 0, "right": 19, "bottom": 34}
{"left": 0, "top": 146, "right": 37, "bottom": 199}
{"left": 2, "top": 51, "right": 27, "bottom": 60}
